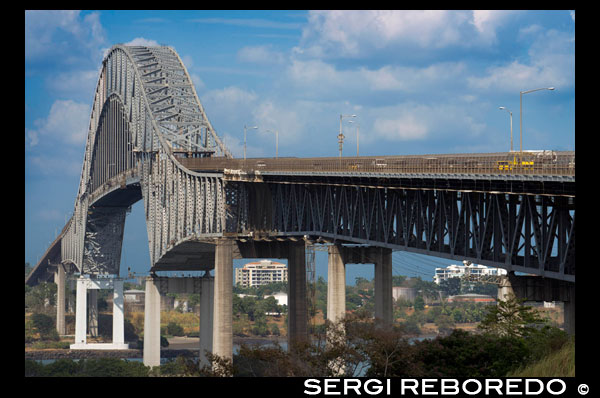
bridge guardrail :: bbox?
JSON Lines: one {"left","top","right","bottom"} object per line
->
{"left": 178, "top": 151, "right": 575, "bottom": 178}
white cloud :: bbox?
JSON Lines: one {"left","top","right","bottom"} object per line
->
{"left": 297, "top": 10, "right": 514, "bottom": 58}
{"left": 467, "top": 28, "right": 574, "bottom": 92}
{"left": 237, "top": 45, "right": 286, "bottom": 65}
{"left": 25, "top": 10, "right": 106, "bottom": 64}
{"left": 45, "top": 69, "right": 99, "bottom": 98}
{"left": 123, "top": 37, "right": 160, "bottom": 47}
{"left": 202, "top": 86, "right": 258, "bottom": 106}
{"left": 373, "top": 115, "right": 428, "bottom": 141}
{"left": 29, "top": 155, "right": 83, "bottom": 177}
{"left": 27, "top": 100, "right": 90, "bottom": 147}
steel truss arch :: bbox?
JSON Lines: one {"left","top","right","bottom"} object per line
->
{"left": 60, "top": 44, "right": 231, "bottom": 274}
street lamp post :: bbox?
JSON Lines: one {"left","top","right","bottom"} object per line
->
{"left": 244, "top": 125, "right": 258, "bottom": 160}
{"left": 265, "top": 129, "right": 279, "bottom": 158}
{"left": 338, "top": 114, "right": 356, "bottom": 158}
{"left": 348, "top": 120, "right": 360, "bottom": 156}
{"left": 498, "top": 107, "right": 513, "bottom": 152}
{"left": 519, "top": 87, "right": 555, "bottom": 155}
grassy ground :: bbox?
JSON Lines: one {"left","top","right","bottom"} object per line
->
{"left": 507, "top": 338, "right": 575, "bottom": 377}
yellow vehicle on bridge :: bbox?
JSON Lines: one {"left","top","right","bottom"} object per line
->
{"left": 497, "top": 155, "right": 534, "bottom": 171}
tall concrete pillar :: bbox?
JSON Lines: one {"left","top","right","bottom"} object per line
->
{"left": 374, "top": 248, "right": 393, "bottom": 326}
{"left": 327, "top": 244, "right": 346, "bottom": 325}
{"left": 564, "top": 284, "right": 575, "bottom": 336}
{"left": 112, "top": 279, "right": 125, "bottom": 345}
{"left": 144, "top": 276, "right": 161, "bottom": 367}
{"left": 213, "top": 239, "right": 234, "bottom": 363}
{"left": 200, "top": 274, "right": 214, "bottom": 367}
{"left": 54, "top": 265, "right": 66, "bottom": 335}
{"left": 74, "top": 276, "right": 87, "bottom": 345}
{"left": 288, "top": 242, "right": 308, "bottom": 345}
{"left": 88, "top": 289, "right": 98, "bottom": 338}
{"left": 497, "top": 274, "right": 515, "bottom": 301}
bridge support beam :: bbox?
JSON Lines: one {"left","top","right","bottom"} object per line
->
{"left": 374, "top": 248, "right": 393, "bottom": 326}
{"left": 213, "top": 239, "right": 234, "bottom": 364}
{"left": 89, "top": 289, "right": 98, "bottom": 338}
{"left": 54, "top": 265, "right": 66, "bottom": 335}
{"left": 199, "top": 274, "right": 214, "bottom": 367}
{"left": 143, "top": 276, "right": 161, "bottom": 368}
{"left": 327, "top": 244, "right": 346, "bottom": 325}
{"left": 288, "top": 242, "right": 308, "bottom": 345}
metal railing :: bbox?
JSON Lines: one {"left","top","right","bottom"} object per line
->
{"left": 178, "top": 151, "right": 575, "bottom": 178}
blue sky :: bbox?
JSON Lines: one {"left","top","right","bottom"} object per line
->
{"left": 25, "top": 10, "right": 575, "bottom": 283}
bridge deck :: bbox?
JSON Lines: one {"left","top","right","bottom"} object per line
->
{"left": 178, "top": 151, "right": 574, "bottom": 182}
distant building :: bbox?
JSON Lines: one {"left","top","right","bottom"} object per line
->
{"left": 235, "top": 259, "right": 287, "bottom": 288}
{"left": 124, "top": 289, "right": 145, "bottom": 304}
{"left": 447, "top": 293, "right": 496, "bottom": 304}
{"left": 433, "top": 262, "right": 507, "bottom": 285}
{"left": 393, "top": 287, "right": 417, "bottom": 302}
{"left": 266, "top": 292, "right": 288, "bottom": 307}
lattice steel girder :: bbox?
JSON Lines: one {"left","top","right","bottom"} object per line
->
{"left": 225, "top": 181, "right": 575, "bottom": 281}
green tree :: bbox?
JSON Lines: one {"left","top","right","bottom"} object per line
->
{"left": 478, "top": 294, "right": 547, "bottom": 338}
{"left": 439, "top": 277, "right": 461, "bottom": 296}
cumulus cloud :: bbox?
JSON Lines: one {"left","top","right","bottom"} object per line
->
{"left": 26, "top": 100, "right": 90, "bottom": 147}
{"left": 296, "top": 10, "right": 515, "bottom": 58}
{"left": 25, "top": 10, "right": 106, "bottom": 65}
{"left": 467, "top": 28, "right": 574, "bottom": 92}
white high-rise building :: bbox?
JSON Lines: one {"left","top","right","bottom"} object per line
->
{"left": 235, "top": 259, "right": 287, "bottom": 288}
{"left": 433, "top": 262, "right": 507, "bottom": 285}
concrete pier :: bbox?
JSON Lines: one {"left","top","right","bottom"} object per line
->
{"left": 374, "top": 248, "right": 393, "bottom": 326}
{"left": 213, "top": 239, "right": 234, "bottom": 362}
{"left": 54, "top": 265, "right": 66, "bottom": 335}
{"left": 288, "top": 242, "right": 308, "bottom": 345}
{"left": 70, "top": 275, "right": 129, "bottom": 350}
{"left": 88, "top": 289, "right": 98, "bottom": 338}
{"left": 327, "top": 244, "right": 346, "bottom": 325}
{"left": 200, "top": 274, "right": 214, "bottom": 367}
{"left": 143, "top": 276, "right": 161, "bottom": 367}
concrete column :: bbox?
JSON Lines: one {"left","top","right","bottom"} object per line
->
{"left": 54, "top": 266, "right": 66, "bottom": 335}
{"left": 288, "top": 242, "right": 308, "bottom": 345}
{"left": 143, "top": 276, "right": 161, "bottom": 367}
{"left": 73, "top": 277, "right": 87, "bottom": 346}
{"left": 374, "top": 248, "right": 393, "bottom": 326}
{"left": 112, "top": 279, "right": 125, "bottom": 345}
{"left": 88, "top": 289, "right": 98, "bottom": 338}
{"left": 327, "top": 244, "right": 346, "bottom": 325}
{"left": 200, "top": 275, "right": 214, "bottom": 367}
{"left": 213, "top": 239, "right": 234, "bottom": 363}
{"left": 564, "top": 284, "right": 575, "bottom": 336}
{"left": 497, "top": 274, "right": 515, "bottom": 301}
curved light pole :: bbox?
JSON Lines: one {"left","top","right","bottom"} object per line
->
{"left": 338, "top": 114, "right": 356, "bottom": 157}
{"left": 498, "top": 107, "right": 513, "bottom": 152}
{"left": 265, "top": 129, "right": 279, "bottom": 158}
{"left": 244, "top": 125, "right": 258, "bottom": 160}
{"left": 519, "top": 87, "right": 555, "bottom": 155}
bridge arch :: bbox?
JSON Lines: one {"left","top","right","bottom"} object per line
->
{"left": 56, "top": 44, "right": 231, "bottom": 275}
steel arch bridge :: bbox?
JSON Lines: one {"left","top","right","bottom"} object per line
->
{"left": 26, "top": 44, "right": 576, "bottom": 287}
